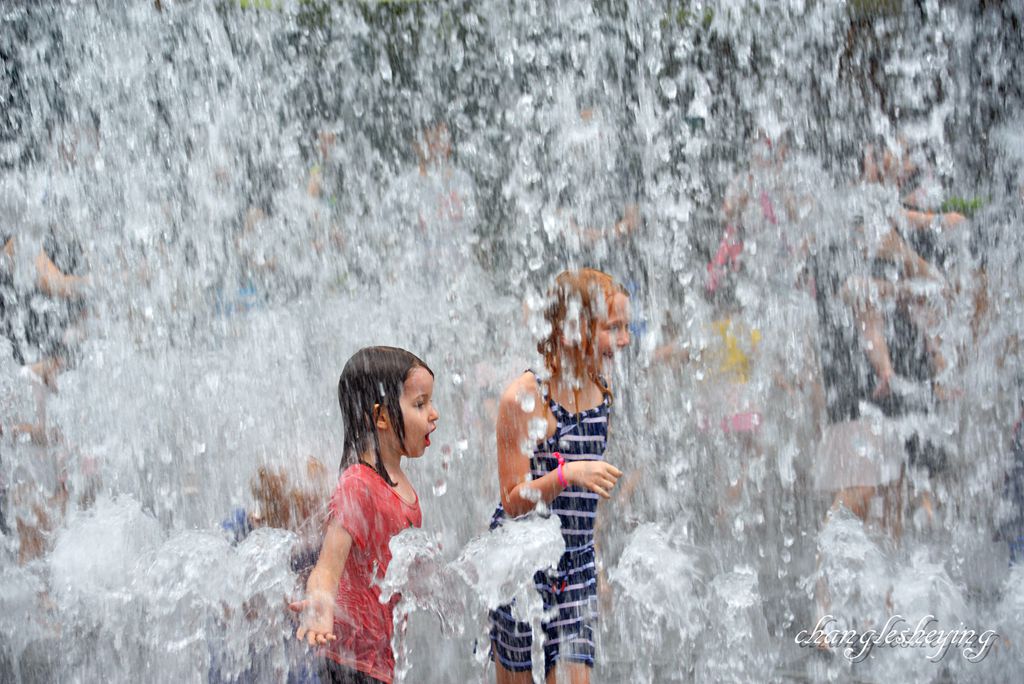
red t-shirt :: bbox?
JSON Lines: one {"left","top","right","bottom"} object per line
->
{"left": 325, "top": 463, "right": 422, "bottom": 684}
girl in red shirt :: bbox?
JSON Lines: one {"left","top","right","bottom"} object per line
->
{"left": 295, "top": 346, "right": 439, "bottom": 684}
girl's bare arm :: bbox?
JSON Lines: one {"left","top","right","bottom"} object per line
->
{"left": 902, "top": 208, "right": 966, "bottom": 231}
{"left": 293, "top": 521, "right": 352, "bottom": 646}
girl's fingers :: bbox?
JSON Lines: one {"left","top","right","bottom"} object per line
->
{"left": 592, "top": 484, "right": 610, "bottom": 499}
{"left": 298, "top": 628, "right": 336, "bottom": 647}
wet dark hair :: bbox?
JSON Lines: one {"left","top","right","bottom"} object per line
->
{"left": 337, "top": 346, "right": 433, "bottom": 487}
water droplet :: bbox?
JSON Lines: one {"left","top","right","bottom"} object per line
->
{"left": 528, "top": 417, "right": 547, "bottom": 440}
{"left": 519, "top": 393, "right": 536, "bottom": 412}
{"left": 520, "top": 485, "right": 541, "bottom": 503}
{"left": 660, "top": 76, "right": 678, "bottom": 100}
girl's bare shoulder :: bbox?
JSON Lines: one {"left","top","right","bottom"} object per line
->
{"left": 499, "top": 372, "right": 543, "bottom": 416}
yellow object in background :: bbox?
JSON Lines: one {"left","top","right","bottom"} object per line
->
{"left": 706, "top": 318, "right": 761, "bottom": 385}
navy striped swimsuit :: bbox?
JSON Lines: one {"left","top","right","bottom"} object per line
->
{"left": 489, "top": 374, "right": 610, "bottom": 673}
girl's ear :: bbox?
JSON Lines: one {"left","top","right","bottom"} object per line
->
{"left": 373, "top": 403, "right": 390, "bottom": 431}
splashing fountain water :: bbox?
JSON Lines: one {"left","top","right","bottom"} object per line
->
{"left": 1, "top": 1, "right": 1023, "bottom": 682}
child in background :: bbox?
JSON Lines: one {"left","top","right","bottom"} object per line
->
{"left": 222, "top": 455, "right": 331, "bottom": 574}
{"left": 489, "top": 269, "right": 629, "bottom": 684}
{"left": 845, "top": 139, "right": 967, "bottom": 401}
{"left": 294, "top": 347, "right": 438, "bottom": 684}
{"left": 209, "top": 457, "right": 331, "bottom": 684}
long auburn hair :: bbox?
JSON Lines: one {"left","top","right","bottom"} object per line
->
{"left": 251, "top": 456, "right": 329, "bottom": 531}
{"left": 536, "top": 268, "right": 625, "bottom": 401}
{"left": 337, "top": 346, "right": 433, "bottom": 486}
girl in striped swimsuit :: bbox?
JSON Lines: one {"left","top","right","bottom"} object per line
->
{"left": 489, "top": 269, "right": 630, "bottom": 684}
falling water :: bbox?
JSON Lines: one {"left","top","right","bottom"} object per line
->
{"left": 1, "top": 1, "right": 1023, "bottom": 682}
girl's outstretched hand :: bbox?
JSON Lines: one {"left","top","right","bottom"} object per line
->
{"left": 565, "top": 461, "right": 622, "bottom": 498}
{"left": 290, "top": 592, "right": 338, "bottom": 647}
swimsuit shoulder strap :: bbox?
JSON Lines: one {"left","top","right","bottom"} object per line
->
{"left": 527, "top": 369, "right": 553, "bottom": 399}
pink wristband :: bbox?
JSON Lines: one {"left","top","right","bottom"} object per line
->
{"left": 555, "top": 451, "right": 568, "bottom": 488}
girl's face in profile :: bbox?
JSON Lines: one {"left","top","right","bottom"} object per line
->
{"left": 398, "top": 366, "right": 439, "bottom": 458}
{"left": 596, "top": 292, "right": 631, "bottom": 365}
